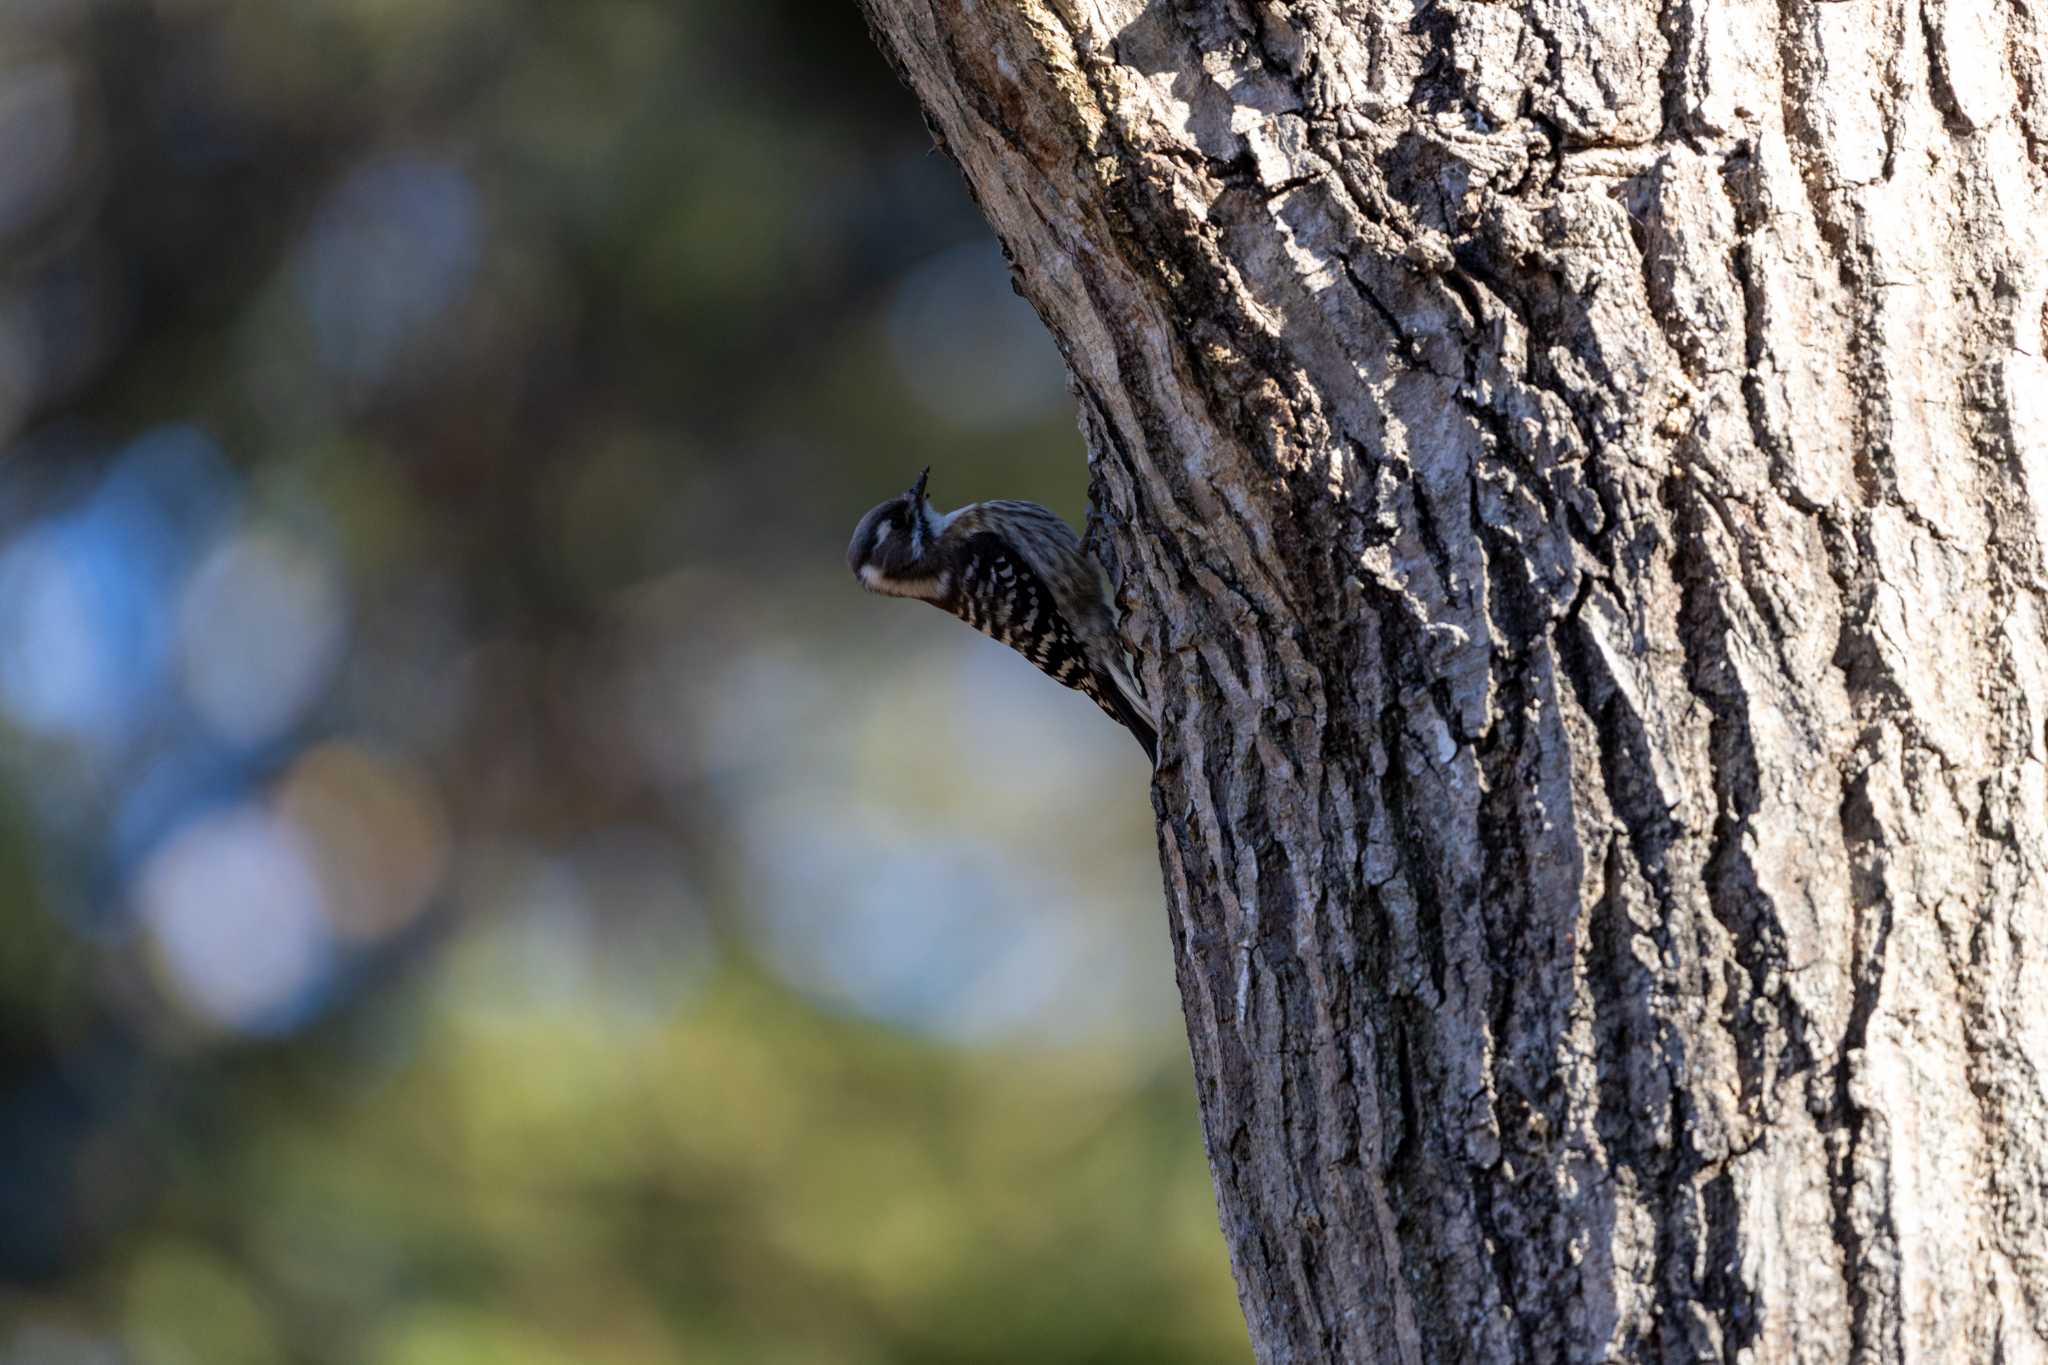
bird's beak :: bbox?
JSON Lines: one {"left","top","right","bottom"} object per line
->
{"left": 909, "top": 466, "right": 930, "bottom": 507}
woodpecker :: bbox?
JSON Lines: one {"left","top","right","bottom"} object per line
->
{"left": 847, "top": 468, "right": 1156, "bottom": 761}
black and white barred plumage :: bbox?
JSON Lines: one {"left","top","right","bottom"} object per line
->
{"left": 847, "top": 468, "right": 1156, "bottom": 761}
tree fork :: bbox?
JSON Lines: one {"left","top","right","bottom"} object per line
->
{"left": 852, "top": 0, "right": 2048, "bottom": 1360}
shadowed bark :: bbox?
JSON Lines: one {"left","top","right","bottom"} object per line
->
{"left": 853, "top": 0, "right": 2048, "bottom": 1359}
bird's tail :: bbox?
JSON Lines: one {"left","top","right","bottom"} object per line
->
{"left": 1092, "top": 662, "right": 1157, "bottom": 764}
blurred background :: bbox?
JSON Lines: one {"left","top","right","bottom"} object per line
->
{"left": 0, "top": 2, "right": 1245, "bottom": 1361}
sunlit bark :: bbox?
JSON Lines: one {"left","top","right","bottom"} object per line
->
{"left": 855, "top": 0, "right": 2048, "bottom": 1359}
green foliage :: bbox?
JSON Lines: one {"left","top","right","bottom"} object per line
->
{"left": 0, "top": 0, "right": 1246, "bottom": 1359}
{"left": 30, "top": 970, "right": 1243, "bottom": 1364}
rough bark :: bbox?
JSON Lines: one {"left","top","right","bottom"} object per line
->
{"left": 853, "top": 0, "right": 2048, "bottom": 1359}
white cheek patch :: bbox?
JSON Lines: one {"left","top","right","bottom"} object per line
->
{"left": 860, "top": 564, "right": 943, "bottom": 600}
{"left": 872, "top": 524, "right": 893, "bottom": 549}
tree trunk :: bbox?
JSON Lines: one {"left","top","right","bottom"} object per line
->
{"left": 852, "top": 0, "right": 2048, "bottom": 1359}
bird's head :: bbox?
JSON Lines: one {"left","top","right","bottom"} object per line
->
{"left": 847, "top": 467, "right": 952, "bottom": 599}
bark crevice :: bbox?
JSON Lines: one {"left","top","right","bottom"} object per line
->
{"left": 854, "top": 0, "right": 2048, "bottom": 1358}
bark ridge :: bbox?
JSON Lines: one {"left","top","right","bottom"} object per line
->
{"left": 856, "top": 0, "right": 2048, "bottom": 1359}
